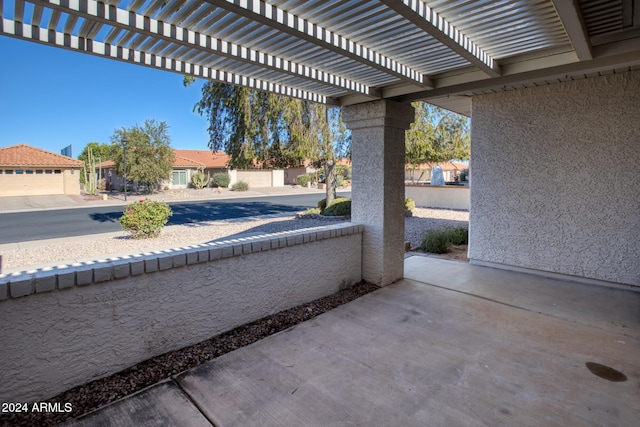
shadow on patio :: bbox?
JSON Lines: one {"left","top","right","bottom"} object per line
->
{"left": 67, "top": 256, "right": 639, "bottom": 426}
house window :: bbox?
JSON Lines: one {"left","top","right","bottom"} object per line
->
{"left": 5, "top": 170, "right": 13, "bottom": 174}
{"left": 26, "top": 170, "right": 34, "bottom": 174}
{"left": 172, "top": 170, "right": 187, "bottom": 186}
{"left": 54, "top": 170, "right": 62, "bottom": 174}
{"left": 16, "top": 169, "right": 23, "bottom": 174}
{"left": 36, "top": 170, "right": 43, "bottom": 174}
{"left": 45, "top": 170, "right": 53, "bottom": 174}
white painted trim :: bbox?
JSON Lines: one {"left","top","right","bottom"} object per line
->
{"left": 208, "top": 0, "right": 426, "bottom": 86}
{"left": 551, "top": 0, "right": 593, "bottom": 60}
{"left": 34, "top": 0, "right": 370, "bottom": 95}
{"left": 381, "top": 0, "right": 500, "bottom": 77}
{"left": 1, "top": 19, "right": 326, "bottom": 103}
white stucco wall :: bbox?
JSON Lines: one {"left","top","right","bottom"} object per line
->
{"left": 405, "top": 185, "right": 469, "bottom": 210}
{"left": 229, "top": 169, "right": 285, "bottom": 187}
{"left": 0, "top": 224, "right": 363, "bottom": 402}
{"left": 344, "top": 100, "right": 414, "bottom": 286}
{"left": 470, "top": 71, "right": 640, "bottom": 286}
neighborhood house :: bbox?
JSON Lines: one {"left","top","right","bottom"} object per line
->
{"left": 95, "top": 149, "right": 231, "bottom": 191}
{"left": 0, "top": 144, "right": 84, "bottom": 197}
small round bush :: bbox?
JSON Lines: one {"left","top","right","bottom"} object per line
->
{"left": 120, "top": 199, "right": 172, "bottom": 239}
{"left": 317, "top": 196, "right": 347, "bottom": 214}
{"left": 446, "top": 227, "right": 469, "bottom": 245}
{"left": 420, "top": 230, "right": 451, "bottom": 254}
{"left": 404, "top": 197, "right": 416, "bottom": 212}
{"left": 231, "top": 181, "right": 249, "bottom": 191}
{"left": 212, "top": 173, "right": 231, "bottom": 188}
{"left": 420, "top": 227, "right": 469, "bottom": 254}
{"left": 323, "top": 198, "right": 351, "bottom": 216}
{"left": 296, "top": 174, "right": 311, "bottom": 187}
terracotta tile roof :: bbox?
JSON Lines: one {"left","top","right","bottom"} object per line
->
{"left": 173, "top": 155, "right": 205, "bottom": 168}
{"left": 407, "top": 161, "right": 469, "bottom": 171}
{"left": 96, "top": 151, "right": 227, "bottom": 169}
{"left": 172, "top": 149, "right": 230, "bottom": 168}
{"left": 97, "top": 160, "right": 115, "bottom": 168}
{"left": 0, "top": 144, "right": 84, "bottom": 167}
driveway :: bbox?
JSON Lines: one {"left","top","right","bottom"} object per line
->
{"left": 0, "top": 194, "right": 86, "bottom": 212}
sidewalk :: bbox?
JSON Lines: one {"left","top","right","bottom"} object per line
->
{"left": 0, "top": 186, "right": 334, "bottom": 213}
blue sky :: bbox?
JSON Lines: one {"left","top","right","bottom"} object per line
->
{"left": 0, "top": 36, "right": 212, "bottom": 158}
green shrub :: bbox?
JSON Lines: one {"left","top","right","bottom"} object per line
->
{"left": 231, "top": 181, "right": 249, "bottom": 191}
{"left": 301, "top": 207, "right": 321, "bottom": 215}
{"left": 323, "top": 198, "right": 351, "bottom": 216}
{"left": 191, "top": 168, "right": 210, "bottom": 189}
{"left": 296, "top": 174, "right": 311, "bottom": 187}
{"left": 420, "top": 230, "right": 451, "bottom": 254}
{"left": 120, "top": 199, "right": 172, "bottom": 239}
{"left": 404, "top": 197, "right": 416, "bottom": 212}
{"left": 446, "top": 227, "right": 469, "bottom": 245}
{"left": 317, "top": 196, "right": 347, "bottom": 214}
{"left": 211, "top": 173, "right": 230, "bottom": 188}
{"left": 335, "top": 175, "right": 344, "bottom": 188}
{"left": 420, "top": 227, "right": 469, "bottom": 254}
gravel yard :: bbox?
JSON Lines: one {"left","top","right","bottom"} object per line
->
{"left": 2, "top": 207, "right": 468, "bottom": 273}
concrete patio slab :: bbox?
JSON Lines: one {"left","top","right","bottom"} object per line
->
{"left": 405, "top": 255, "right": 640, "bottom": 338}
{"left": 63, "top": 257, "right": 640, "bottom": 426}
{"left": 174, "top": 258, "right": 639, "bottom": 426}
{"left": 65, "top": 381, "right": 212, "bottom": 427}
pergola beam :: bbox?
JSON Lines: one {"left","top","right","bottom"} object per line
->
{"left": 1, "top": 18, "right": 326, "bottom": 103}
{"left": 204, "top": 0, "right": 431, "bottom": 88}
{"left": 33, "top": 0, "right": 372, "bottom": 96}
{"left": 379, "top": 0, "right": 501, "bottom": 77}
{"left": 551, "top": 0, "right": 592, "bottom": 60}
{"left": 395, "top": 49, "right": 640, "bottom": 103}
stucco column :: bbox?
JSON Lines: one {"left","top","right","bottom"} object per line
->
{"left": 343, "top": 100, "right": 415, "bottom": 286}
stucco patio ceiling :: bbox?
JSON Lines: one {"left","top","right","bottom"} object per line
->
{"left": 2, "top": 0, "right": 640, "bottom": 115}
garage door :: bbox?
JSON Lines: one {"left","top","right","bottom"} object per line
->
{"left": 0, "top": 168, "right": 65, "bottom": 196}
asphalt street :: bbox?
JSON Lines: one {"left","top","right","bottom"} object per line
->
{"left": 0, "top": 193, "right": 350, "bottom": 244}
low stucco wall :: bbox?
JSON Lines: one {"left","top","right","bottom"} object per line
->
{"left": 0, "top": 223, "right": 363, "bottom": 402}
{"left": 470, "top": 70, "right": 640, "bottom": 286}
{"left": 405, "top": 185, "right": 469, "bottom": 210}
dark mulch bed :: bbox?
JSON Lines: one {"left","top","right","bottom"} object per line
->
{"left": 2, "top": 281, "right": 379, "bottom": 426}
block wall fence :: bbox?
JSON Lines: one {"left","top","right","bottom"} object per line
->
{"left": 0, "top": 223, "right": 363, "bottom": 403}
{"left": 405, "top": 185, "right": 470, "bottom": 211}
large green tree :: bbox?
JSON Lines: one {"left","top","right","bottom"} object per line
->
{"left": 78, "top": 142, "right": 113, "bottom": 163}
{"left": 192, "top": 81, "right": 350, "bottom": 204}
{"left": 110, "top": 119, "right": 175, "bottom": 192}
{"left": 405, "top": 102, "right": 470, "bottom": 182}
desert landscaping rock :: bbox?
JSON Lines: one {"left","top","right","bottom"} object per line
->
{"left": 2, "top": 208, "right": 468, "bottom": 272}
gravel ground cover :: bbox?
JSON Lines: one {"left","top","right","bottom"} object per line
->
{"left": 3, "top": 208, "right": 468, "bottom": 273}
{"left": 1, "top": 206, "right": 468, "bottom": 426}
